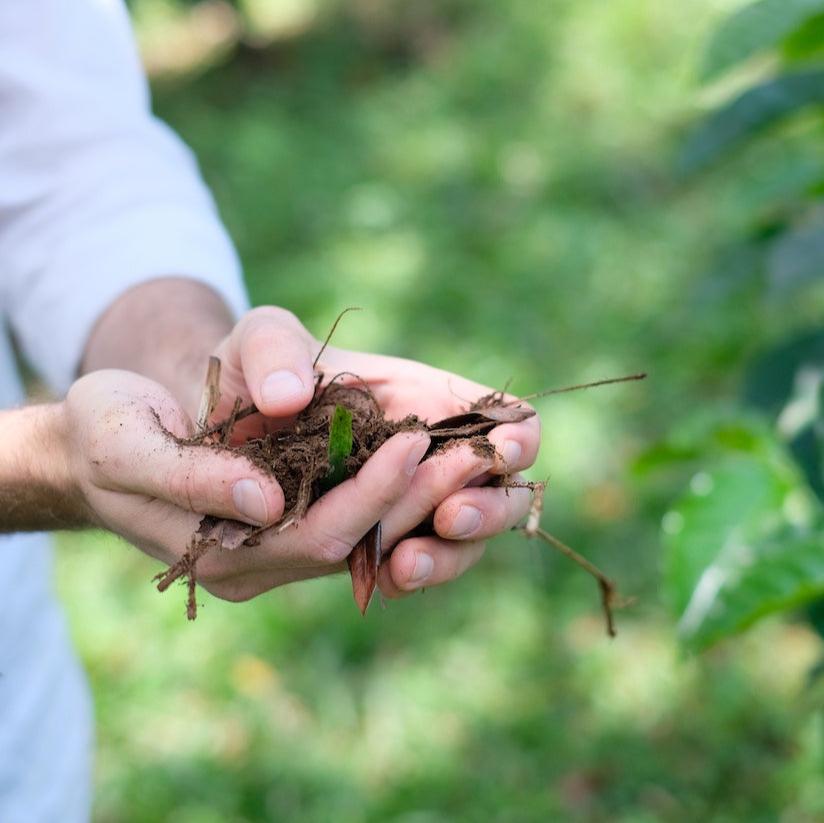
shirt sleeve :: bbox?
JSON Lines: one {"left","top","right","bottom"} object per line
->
{"left": 0, "top": 0, "right": 250, "bottom": 394}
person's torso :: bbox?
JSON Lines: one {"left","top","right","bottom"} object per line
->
{"left": 0, "top": 328, "right": 92, "bottom": 823}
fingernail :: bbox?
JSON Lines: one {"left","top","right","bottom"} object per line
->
{"left": 409, "top": 553, "right": 434, "bottom": 585}
{"left": 232, "top": 479, "right": 269, "bottom": 525}
{"left": 499, "top": 440, "right": 522, "bottom": 467}
{"left": 261, "top": 370, "right": 305, "bottom": 407}
{"left": 449, "top": 505, "right": 482, "bottom": 538}
{"left": 404, "top": 434, "right": 431, "bottom": 476}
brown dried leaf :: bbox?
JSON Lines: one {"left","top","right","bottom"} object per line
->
{"left": 348, "top": 522, "right": 381, "bottom": 615}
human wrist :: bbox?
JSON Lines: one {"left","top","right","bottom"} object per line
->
{"left": 0, "top": 402, "right": 91, "bottom": 532}
{"left": 35, "top": 403, "right": 85, "bottom": 514}
{"left": 81, "top": 277, "right": 236, "bottom": 418}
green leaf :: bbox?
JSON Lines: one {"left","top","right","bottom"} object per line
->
{"left": 743, "top": 328, "right": 824, "bottom": 416}
{"left": 680, "top": 531, "right": 824, "bottom": 651}
{"left": 323, "top": 404, "right": 354, "bottom": 490}
{"left": 808, "top": 596, "right": 824, "bottom": 639}
{"left": 679, "top": 69, "right": 824, "bottom": 175}
{"left": 767, "top": 220, "right": 824, "bottom": 294}
{"left": 702, "top": 0, "right": 824, "bottom": 81}
{"left": 663, "top": 456, "right": 796, "bottom": 617}
{"left": 782, "top": 12, "right": 824, "bottom": 61}
{"left": 662, "top": 420, "right": 821, "bottom": 650}
{"left": 635, "top": 411, "right": 781, "bottom": 477}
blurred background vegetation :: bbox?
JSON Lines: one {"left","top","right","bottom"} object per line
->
{"left": 57, "top": 0, "right": 824, "bottom": 820}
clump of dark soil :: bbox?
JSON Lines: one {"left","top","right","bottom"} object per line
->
{"left": 153, "top": 317, "right": 644, "bottom": 636}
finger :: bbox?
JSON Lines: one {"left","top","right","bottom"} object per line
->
{"left": 199, "top": 561, "right": 346, "bottom": 602}
{"left": 101, "top": 493, "right": 341, "bottom": 601}
{"left": 93, "top": 400, "right": 285, "bottom": 527}
{"left": 238, "top": 307, "right": 317, "bottom": 417}
{"left": 432, "top": 484, "right": 532, "bottom": 541}
{"left": 238, "top": 431, "right": 432, "bottom": 571}
{"left": 485, "top": 413, "right": 541, "bottom": 474}
{"left": 379, "top": 443, "right": 495, "bottom": 549}
{"left": 95, "top": 492, "right": 204, "bottom": 567}
{"left": 378, "top": 537, "right": 486, "bottom": 596}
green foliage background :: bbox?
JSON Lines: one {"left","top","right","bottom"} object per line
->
{"left": 57, "top": 1, "right": 824, "bottom": 820}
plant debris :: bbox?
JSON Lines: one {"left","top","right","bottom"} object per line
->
{"left": 154, "top": 312, "right": 645, "bottom": 637}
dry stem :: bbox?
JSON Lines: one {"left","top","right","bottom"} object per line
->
{"left": 195, "top": 356, "right": 222, "bottom": 433}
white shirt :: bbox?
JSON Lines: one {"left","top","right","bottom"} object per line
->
{"left": 0, "top": 2, "right": 249, "bottom": 819}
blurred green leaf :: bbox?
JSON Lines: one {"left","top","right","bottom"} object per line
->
{"left": 808, "top": 596, "right": 824, "bottom": 638}
{"left": 632, "top": 441, "right": 702, "bottom": 476}
{"left": 783, "top": 11, "right": 824, "bottom": 61}
{"left": 679, "top": 69, "right": 824, "bottom": 174}
{"left": 743, "top": 329, "right": 824, "bottom": 416}
{"left": 767, "top": 218, "right": 824, "bottom": 293}
{"left": 680, "top": 530, "right": 824, "bottom": 651}
{"left": 635, "top": 411, "right": 779, "bottom": 477}
{"left": 743, "top": 330, "right": 824, "bottom": 499}
{"left": 701, "top": 0, "right": 824, "bottom": 81}
{"left": 662, "top": 417, "right": 822, "bottom": 650}
{"left": 664, "top": 454, "right": 798, "bottom": 617}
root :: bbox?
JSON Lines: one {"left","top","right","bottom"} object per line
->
{"left": 524, "top": 526, "right": 621, "bottom": 638}
{"left": 521, "top": 481, "right": 632, "bottom": 638}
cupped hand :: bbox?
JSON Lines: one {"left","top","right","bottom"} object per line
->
{"left": 210, "top": 306, "right": 541, "bottom": 597}
{"left": 63, "top": 368, "right": 432, "bottom": 601}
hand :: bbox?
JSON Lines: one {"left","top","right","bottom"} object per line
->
{"left": 62, "top": 368, "right": 434, "bottom": 602}
{"left": 209, "top": 307, "right": 541, "bottom": 598}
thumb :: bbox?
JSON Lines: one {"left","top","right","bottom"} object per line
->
{"left": 117, "top": 412, "right": 285, "bottom": 526}
{"left": 78, "top": 372, "right": 286, "bottom": 526}
{"left": 237, "top": 307, "right": 317, "bottom": 417}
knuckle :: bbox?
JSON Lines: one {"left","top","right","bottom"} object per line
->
{"left": 246, "top": 305, "right": 282, "bottom": 323}
{"left": 355, "top": 459, "right": 410, "bottom": 512}
{"left": 273, "top": 306, "right": 300, "bottom": 329}
{"left": 167, "top": 466, "right": 224, "bottom": 513}
{"left": 490, "top": 495, "right": 513, "bottom": 530}
{"left": 444, "top": 557, "right": 462, "bottom": 582}
{"left": 308, "top": 528, "right": 352, "bottom": 565}
{"left": 449, "top": 543, "right": 484, "bottom": 581}
{"left": 466, "top": 542, "right": 486, "bottom": 573}
{"left": 166, "top": 467, "right": 198, "bottom": 509}
{"left": 246, "top": 305, "right": 302, "bottom": 336}
{"left": 355, "top": 475, "right": 401, "bottom": 513}
{"left": 244, "top": 321, "right": 277, "bottom": 354}
{"left": 80, "top": 408, "right": 136, "bottom": 485}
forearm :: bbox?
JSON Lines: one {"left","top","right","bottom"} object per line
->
{"left": 81, "top": 277, "right": 235, "bottom": 417}
{"left": 0, "top": 403, "right": 88, "bottom": 532}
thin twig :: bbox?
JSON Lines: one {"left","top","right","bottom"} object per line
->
{"left": 312, "top": 307, "right": 362, "bottom": 370}
{"left": 523, "top": 525, "right": 619, "bottom": 638}
{"left": 153, "top": 537, "right": 212, "bottom": 592}
{"left": 196, "top": 356, "right": 222, "bottom": 433}
{"left": 512, "top": 373, "right": 647, "bottom": 404}
{"left": 188, "top": 403, "right": 259, "bottom": 441}
{"left": 221, "top": 396, "right": 244, "bottom": 445}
